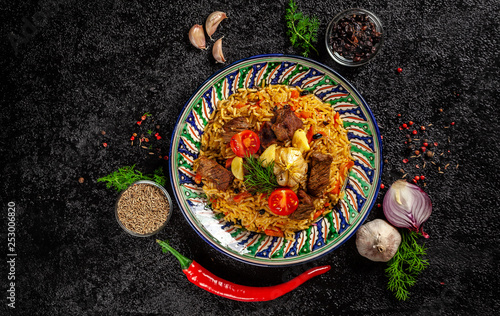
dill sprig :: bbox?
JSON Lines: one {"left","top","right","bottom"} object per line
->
{"left": 386, "top": 230, "right": 429, "bottom": 301}
{"left": 243, "top": 156, "right": 279, "bottom": 194}
{"left": 285, "top": 0, "right": 320, "bottom": 57}
{"left": 97, "top": 165, "right": 167, "bottom": 192}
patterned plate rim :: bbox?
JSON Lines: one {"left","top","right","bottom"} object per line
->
{"left": 169, "top": 54, "right": 383, "bottom": 267}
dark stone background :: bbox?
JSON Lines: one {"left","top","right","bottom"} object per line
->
{"left": 1, "top": 0, "right": 499, "bottom": 315}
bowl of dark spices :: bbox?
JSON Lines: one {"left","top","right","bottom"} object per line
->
{"left": 115, "top": 180, "right": 172, "bottom": 237}
{"left": 326, "top": 8, "right": 383, "bottom": 67}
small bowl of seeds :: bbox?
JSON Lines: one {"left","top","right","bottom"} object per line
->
{"left": 325, "top": 8, "right": 384, "bottom": 67}
{"left": 115, "top": 180, "right": 172, "bottom": 237}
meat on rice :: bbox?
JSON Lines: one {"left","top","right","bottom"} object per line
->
{"left": 196, "top": 156, "right": 234, "bottom": 191}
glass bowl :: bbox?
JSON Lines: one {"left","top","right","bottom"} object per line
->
{"left": 115, "top": 180, "right": 173, "bottom": 237}
{"left": 325, "top": 8, "right": 384, "bottom": 67}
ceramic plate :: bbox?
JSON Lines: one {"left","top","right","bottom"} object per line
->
{"left": 169, "top": 54, "right": 382, "bottom": 267}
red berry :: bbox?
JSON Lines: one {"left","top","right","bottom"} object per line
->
{"left": 421, "top": 175, "right": 425, "bottom": 180}
{"left": 380, "top": 184, "right": 385, "bottom": 189}
{"left": 413, "top": 179, "right": 417, "bottom": 184}
{"left": 137, "top": 121, "right": 142, "bottom": 126}
{"left": 402, "top": 123, "right": 408, "bottom": 129}
{"left": 409, "top": 121, "right": 414, "bottom": 126}
{"left": 102, "top": 143, "right": 108, "bottom": 148}
{"left": 423, "top": 142, "right": 429, "bottom": 147}
{"left": 403, "top": 158, "right": 409, "bottom": 163}
{"left": 415, "top": 176, "right": 421, "bottom": 181}
{"left": 451, "top": 122, "right": 455, "bottom": 126}
{"left": 434, "top": 142, "right": 438, "bottom": 147}
{"left": 141, "top": 115, "right": 147, "bottom": 121}
{"left": 412, "top": 130, "right": 417, "bottom": 135}
{"left": 421, "top": 147, "right": 427, "bottom": 152}
{"left": 397, "top": 68, "right": 403, "bottom": 73}
{"left": 163, "top": 156, "right": 169, "bottom": 160}
{"left": 156, "top": 135, "right": 162, "bottom": 140}
{"left": 397, "top": 113, "right": 401, "bottom": 117}
{"left": 377, "top": 203, "right": 381, "bottom": 208}
{"left": 130, "top": 136, "right": 135, "bottom": 141}
{"left": 420, "top": 126, "right": 426, "bottom": 131}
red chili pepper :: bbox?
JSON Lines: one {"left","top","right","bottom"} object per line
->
{"left": 157, "top": 240, "right": 331, "bottom": 302}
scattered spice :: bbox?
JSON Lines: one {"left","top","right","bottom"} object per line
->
{"left": 117, "top": 183, "right": 170, "bottom": 235}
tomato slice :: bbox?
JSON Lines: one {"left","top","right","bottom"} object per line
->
{"left": 230, "top": 130, "right": 261, "bottom": 157}
{"left": 268, "top": 188, "right": 299, "bottom": 216}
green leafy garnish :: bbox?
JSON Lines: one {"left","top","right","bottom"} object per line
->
{"left": 97, "top": 165, "right": 167, "bottom": 192}
{"left": 285, "top": 0, "right": 320, "bottom": 57}
{"left": 147, "top": 129, "right": 153, "bottom": 135}
{"left": 243, "top": 156, "right": 279, "bottom": 194}
{"left": 386, "top": 230, "right": 429, "bottom": 301}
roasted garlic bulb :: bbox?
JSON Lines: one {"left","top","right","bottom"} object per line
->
{"left": 273, "top": 147, "right": 308, "bottom": 189}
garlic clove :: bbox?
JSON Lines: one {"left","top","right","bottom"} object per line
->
{"left": 205, "top": 11, "right": 227, "bottom": 40}
{"left": 212, "top": 37, "right": 226, "bottom": 63}
{"left": 356, "top": 219, "right": 401, "bottom": 262}
{"left": 188, "top": 24, "right": 206, "bottom": 50}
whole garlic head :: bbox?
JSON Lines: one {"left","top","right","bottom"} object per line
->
{"left": 356, "top": 219, "right": 401, "bottom": 262}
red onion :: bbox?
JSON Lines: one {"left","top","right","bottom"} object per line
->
{"left": 383, "top": 180, "right": 432, "bottom": 238}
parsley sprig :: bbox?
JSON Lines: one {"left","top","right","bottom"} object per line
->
{"left": 97, "top": 165, "right": 166, "bottom": 192}
{"left": 243, "top": 156, "right": 279, "bottom": 194}
{"left": 285, "top": 0, "right": 320, "bottom": 57}
{"left": 386, "top": 230, "right": 429, "bottom": 301}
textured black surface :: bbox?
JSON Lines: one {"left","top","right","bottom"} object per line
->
{"left": 1, "top": 0, "right": 499, "bottom": 315}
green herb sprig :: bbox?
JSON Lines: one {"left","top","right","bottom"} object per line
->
{"left": 386, "top": 230, "right": 429, "bottom": 301}
{"left": 243, "top": 156, "right": 279, "bottom": 194}
{"left": 97, "top": 165, "right": 166, "bottom": 192}
{"left": 285, "top": 0, "right": 320, "bottom": 57}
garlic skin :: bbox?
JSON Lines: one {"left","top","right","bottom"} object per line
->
{"left": 188, "top": 24, "right": 206, "bottom": 50}
{"left": 212, "top": 37, "right": 226, "bottom": 63}
{"left": 356, "top": 219, "right": 401, "bottom": 262}
{"left": 205, "top": 11, "right": 227, "bottom": 40}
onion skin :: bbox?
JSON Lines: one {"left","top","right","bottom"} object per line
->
{"left": 383, "top": 180, "right": 432, "bottom": 238}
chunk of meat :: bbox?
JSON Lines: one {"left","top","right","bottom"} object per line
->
{"left": 289, "top": 190, "right": 315, "bottom": 220}
{"left": 289, "top": 204, "right": 315, "bottom": 220}
{"left": 258, "top": 121, "right": 278, "bottom": 149}
{"left": 221, "top": 117, "right": 251, "bottom": 143}
{"left": 271, "top": 105, "right": 303, "bottom": 141}
{"left": 307, "top": 152, "right": 333, "bottom": 197}
{"left": 297, "top": 189, "right": 313, "bottom": 205}
{"left": 196, "top": 156, "right": 234, "bottom": 191}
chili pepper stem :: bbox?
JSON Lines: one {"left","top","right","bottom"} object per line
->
{"left": 156, "top": 240, "right": 193, "bottom": 270}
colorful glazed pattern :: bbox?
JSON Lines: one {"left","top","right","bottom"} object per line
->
{"left": 169, "top": 55, "right": 382, "bottom": 266}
